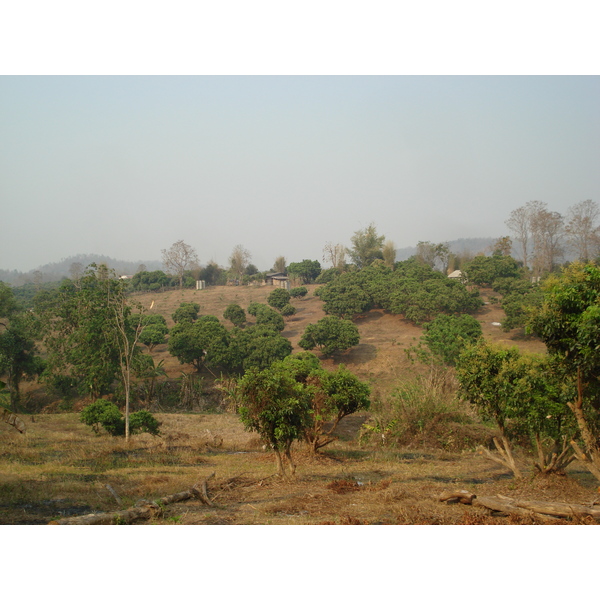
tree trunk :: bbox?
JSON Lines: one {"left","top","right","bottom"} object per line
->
{"left": 478, "top": 435, "right": 522, "bottom": 479}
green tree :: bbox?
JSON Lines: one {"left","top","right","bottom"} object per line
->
{"left": 223, "top": 303, "right": 246, "bottom": 327}
{"left": 289, "top": 286, "right": 308, "bottom": 298}
{"left": 528, "top": 262, "right": 600, "bottom": 481}
{"left": 299, "top": 316, "right": 360, "bottom": 357}
{"left": 236, "top": 362, "right": 312, "bottom": 477}
{"left": 267, "top": 288, "right": 291, "bottom": 311}
{"left": 287, "top": 259, "right": 321, "bottom": 284}
{"left": 316, "top": 272, "right": 372, "bottom": 319}
{"left": 304, "top": 364, "right": 371, "bottom": 452}
{"left": 348, "top": 223, "right": 385, "bottom": 269}
{"left": 254, "top": 305, "right": 285, "bottom": 332}
{"left": 456, "top": 341, "right": 576, "bottom": 477}
{"left": 168, "top": 316, "right": 231, "bottom": 374}
{"left": 0, "top": 312, "right": 43, "bottom": 411}
{"left": 34, "top": 264, "right": 147, "bottom": 441}
{"left": 172, "top": 302, "right": 200, "bottom": 324}
{"left": 421, "top": 314, "right": 482, "bottom": 366}
{"left": 227, "top": 325, "right": 292, "bottom": 373}
{"left": 135, "top": 315, "right": 168, "bottom": 351}
{"left": 462, "top": 255, "right": 522, "bottom": 286}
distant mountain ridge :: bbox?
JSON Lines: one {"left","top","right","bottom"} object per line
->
{"left": 1, "top": 238, "right": 503, "bottom": 286}
{"left": 0, "top": 254, "right": 164, "bottom": 285}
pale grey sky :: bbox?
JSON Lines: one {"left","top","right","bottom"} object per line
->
{"left": 1, "top": 75, "right": 599, "bottom": 273}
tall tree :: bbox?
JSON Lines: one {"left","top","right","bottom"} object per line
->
{"left": 161, "top": 240, "right": 199, "bottom": 288}
{"left": 347, "top": 224, "right": 385, "bottom": 269}
{"left": 229, "top": 245, "right": 251, "bottom": 282}
{"left": 528, "top": 202, "right": 564, "bottom": 276}
{"left": 382, "top": 240, "right": 397, "bottom": 269}
{"left": 35, "top": 265, "right": 147, "bottom": 440}
{"left": 322, "top": 242, "right": 346, "bottom": 272}
{"left": 0, "top": 288, "right": 43, "bottom": 411}
{"left": 565, "top": 199, "right": 600, "bottom": 263}
{"left": 272, "top": 256, "right": 287, "bottom": 274}
{"left": 506, "top": 205, "right": 531, "bottom": 269}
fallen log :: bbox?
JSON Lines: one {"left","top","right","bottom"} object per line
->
{"left": 439, "top": 490, "right": 600, "bottom": 522}
{"left": 49, "top": 472, "right": 216, "bottom": 525}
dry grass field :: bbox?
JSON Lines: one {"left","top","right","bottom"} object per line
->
{"left": 2, "top": 283, "right": 598, "bottom": 525}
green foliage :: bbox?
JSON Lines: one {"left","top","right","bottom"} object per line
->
{"left": 228, "top": 326, "right": 292, "bottom": 373}
{"left": 314, "top": 258, "right": 482, "bottom": 324}
{"left": 0, "top": 311, "right": 44, "bottom": 410}
{"left": 280, "top": 304, "right": 296, "bottom": 317}
{"left": 287, "top": 259, "right": 321, "bottom": 284}
{"left": 223, "top": 303, "right": 246, "bottom": 327}
{"left": 168, "top": 316, "right": 230, "bottom": 373}
{"left": 80, "top": 399, "right": 161, "bottom": 436}
{"left": 314, "top": 268, "right": 340, "bottom": 285}
{"left": 33, "top": 265, "right": 135, "bottom": 401}
{"left": 316, "top": 272, "right": 373, "bottom": 319}
{"left": 267, "top": 288, "right": 291, "bottom": 310}
{"left": 421, "top": 314, "right": 482, "bottom": 366}
{"left": 254, "top": 306, "right": 285, "bottom": 332}
{"left": 348, "top": 223, "right": 385, "bottom": 268}
{"left": 455, "top": 341, "right": 575, "bottom": 442}
{"left": 172, "top": 302, "right": 200, "bottom": 324}
{"left": 462, "top": 255, "right": 522, "bottom": 286}
{"left": 299, "top": 315, "right": 360, "bottom": 357}
{"left": 130, "top": 270, "right": 171, "bottom": 291}
{"left": 500, "top": 286, "right": 543, "bottom": 332}
{"left": 289, "top": 286, "right": 308, "bottom": 298}
{"left": 236, "top": 362, "right": 312, "bottom": 475}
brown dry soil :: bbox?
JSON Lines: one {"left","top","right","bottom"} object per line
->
{"left": 4, "top": 284, "right": 597, "bottom": 525}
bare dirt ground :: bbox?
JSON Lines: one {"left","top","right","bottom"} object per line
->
{"left": 7, "top": 282, "right": 598, "bottom": 525}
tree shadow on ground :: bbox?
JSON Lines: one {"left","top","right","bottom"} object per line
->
{"left": 332, "top": 343, "right": 377, "bottom": 366}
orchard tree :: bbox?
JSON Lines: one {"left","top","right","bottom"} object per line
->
{"left": 421, "top": 314, "right": 482, "bottom": 366}
{"left": 172, "top": 302, "right": 200, "bottom": 324}
{"left": 168, "top": 316, "right": 230, "bottom": 374}
{"left": 223, "top": 303, "right": 246, "bottom": 327}
{"left": 267, "top": 288, "right": 291, "bottom": 311}
{"left": 161, "top": 240, "right": 199, "bottom": 288}
{"left": 299, "top": 315, "right": 360, "bottom": 357}
{"left": 528, "top": 262, "right": 600, "bottom": 481}
{"left": 236, "top": 362, "right": 312, "bottom": 477}
{"left": 456, "top": 341, "right": 577, "bottom": 477}
{"left": 287, "top": 259, "right": 321, "bottom": 284}
{"left": 228, "top": 325, "right": 292, "bottom": 372}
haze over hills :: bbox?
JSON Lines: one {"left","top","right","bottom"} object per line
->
{"left": 0, "top": 254, "right": 165, "bottom": 286}
{"left": 0, "top": 239, "right": 504, "bottom": 286}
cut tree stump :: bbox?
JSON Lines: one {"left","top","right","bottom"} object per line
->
{"left": 49, "top": 473, "right": 215, "bottom": 525}
{"left": 439, "top": 490, "right": 600, "bottom": 523}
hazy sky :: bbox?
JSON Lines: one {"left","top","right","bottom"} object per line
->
{"left": 1, "top": 76, "right": 599, "bottom": 272}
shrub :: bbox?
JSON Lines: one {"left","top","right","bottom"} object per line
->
{"left": 290, "top": 286, "right": 308, "bottom": 298}
{"left": 80, "top": 399, "right": 162, "bottom": 437}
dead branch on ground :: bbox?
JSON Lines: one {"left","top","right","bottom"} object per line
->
{"left": 49, "top": 472, "right": 216, "bottom": 525}
{"left": 440, "top": 489, "right": 600, "bottom": 523}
